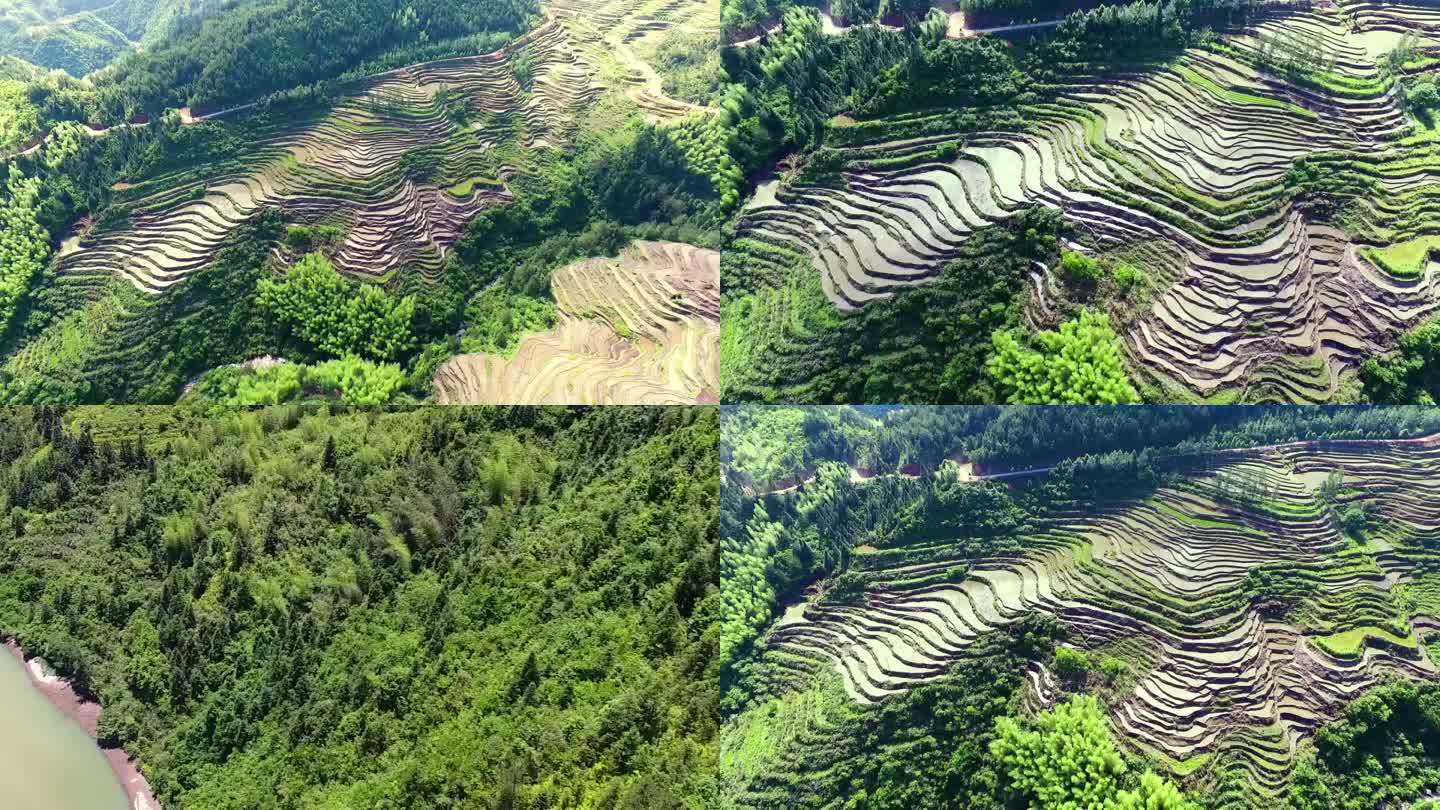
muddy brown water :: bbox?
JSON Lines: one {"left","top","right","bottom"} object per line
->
{"left": 0, "top": 647, "right": 128, "bottom": 809}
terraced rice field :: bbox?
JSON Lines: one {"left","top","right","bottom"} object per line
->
{"left": 433, "top": 240, "right": 720, "bottom": 403}
{"left": 754, "top": 436, "right": 1440, "bottom": 799}
{"left": 732, "top": 2, "right": 1440, "bottom": 401}
{"left": 51, "top": 0, "right": 716, "bottom": 296}
{"left": 547, "top": 0, "right": 717, "bottom": 120}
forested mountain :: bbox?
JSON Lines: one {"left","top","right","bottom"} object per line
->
{"left": 90, "top": 0, "right": 539, "bottom": 120}
{"left": 1, "top": 11, "right": 129, "bottom": 76}
{"left": 721, "top": 405, "right": 1440, "bottom": 809}
{"left": 0, "top": 404, "right": 719, "bottom": 808}
{"left": 1, "top": 0, "right": 534, "bottom": 97}
{"left": 0, "top": 0, "right": 215, "bottom": 78}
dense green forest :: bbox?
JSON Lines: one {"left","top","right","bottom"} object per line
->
{"left": 0, "top": 404, "right": 719, "bottom": 808}
{"left": 721, "top": 404, "right": 1440, "bottom": 490}
{"left": 0, "top": 11, "right": 130, "bottom": 77}
{"left": 1291, "top": 680, "right": 1440, "bottom": 810}
{"left": 721, "top": 404, "right": 1440, "bottom": 809}
{"left": 92, "top": 0, "right": 538, "bottom": 119}
{"left": 5, "top": 0, "right": 539, "bottom": 128}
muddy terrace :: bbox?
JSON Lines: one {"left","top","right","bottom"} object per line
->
{"left": 434, "top": 240, "right": 720, "bottom": 403}
{"left": 734, "top": 1, "right": 1440, "bottom": 401}
{"left": 759, "top": 436, "right": 1440, "bottom": 800}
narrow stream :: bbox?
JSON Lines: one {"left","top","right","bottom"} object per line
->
{"left": 0, "top": 648, "right": 129, "bottom": 810}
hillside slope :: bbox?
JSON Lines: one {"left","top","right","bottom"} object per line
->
{"left": 0, "top": 404, "right": 719, "bottom": 809}
{"left": 0, "top": 0, "right": 722, "bottom": 404}
{"left": 722, "top": 1, "right": 1440, "bottom": 403}
{"left": 721, "top": 406, "right": 1440, "bottom": 809}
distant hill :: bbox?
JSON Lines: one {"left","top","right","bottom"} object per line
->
{"left": 2, "top": 11, "right": 130, "bottom": 75}
{"left": 0, "top": 0, "right": 212, "bottom": 76}
{"left": 0, "top": 52, "right": 44, "bottom": 79}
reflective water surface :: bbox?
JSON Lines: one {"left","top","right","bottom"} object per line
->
{"left": 0, "top": 649, "right": 127, "bottom": 810}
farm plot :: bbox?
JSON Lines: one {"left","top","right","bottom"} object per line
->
{"left": 432, "top": 240, "right": 719, "bottom": 403}
{"left": 731, "top": 3, "right": 1440, "bottom": 401}
{"left": 547, "top": 0, "right": 719, "bottom": 120}
{"left": 749, "top": 437, "right": 1440, "bottom": 800}
{"left": 51, "top": 0, "right": 716, "bottom": 297}
{"left": 55, "top": 20, "right": 570, "bottom": 294}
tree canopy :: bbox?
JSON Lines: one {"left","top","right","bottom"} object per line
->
{"left": 0, "top": 404, "right": 718, "bottom": 808}
{"left": 992, "top": 696, "right": 1193, "bottom": 810}
{"left": 988, "top": 309, "right": 1141, "bottom": 404}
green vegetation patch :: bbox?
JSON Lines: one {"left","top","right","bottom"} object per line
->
{"left": 1312, "top": 623, "right": 1416, "bottom": 659}
{"left": 1292, "top": 680, "right": 1440, "bottom": 808}
{"left": 1364, "top": 235, "right": 1440, "bottom": 279}
{"left": 194, "top": 356, "right": 406, "bottom": 405}
{"left": 988, "top": 309, "right": 1141, "bottom": 405}
{"left": 0, "top": 405, "right": 719, "bottom": 808}
{"left": 444, "top": 176, "right": 503, "bottom": 197}
{"left": 257, "top": 252, "right": 416, "bottom": 363}
{"left": 458, "top": 287, "right": 557, "bottom": 357}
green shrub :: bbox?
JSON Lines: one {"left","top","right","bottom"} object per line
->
{"left": 306, "top": 357, "right": 405, "bottom": 404}
{"left": 435, "top": 85, "right": 471, "bottom": 126}
{"left": 199, "top": 363, "right": 304, "bottom": 405}
{"left": 796, "top": 147, "right": 847, "bottom": 187}
{"left": 510, "top": 50, "right": 536, "bottom": 92}
{"left": 1099, "top": 656, "right": 1129, "bottom": 682}
{"left": 284, "top": 224, "right": 344, "bottom": 253}
{"left": 1058, "top": 251, "right": 1103, "bottom": 285}
{"left": 346, "top": 283, "right": 417, "bottom": 361}
{"left": 198, "top": 357, "right": 404, "bottom": 405}
{"left": 821, "top": 570, "right": 869, "bottom": 605}
{"left": 987, "top": 309, "right": 1141, "bottom": 404}
{"left": 991, "top": 696, "right": 1193, "bottom": 809}
{"left": 1053, "top": 646, "right": 1091, "bottom": 682}
{"left": 1408, "top": 78, "right": 1440, "bottom": 112}
{"left": 1112, "top": 262, "right": 1143, "bottom": 291}
{"left": 1338, "top": 504, "right": 1370, "bottom": 539}
{"left": 257, "top": 253, "right": 416, "bottom": 362}
{"left": 1244, "top": 568, "right": 1317, "bottom": 617}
